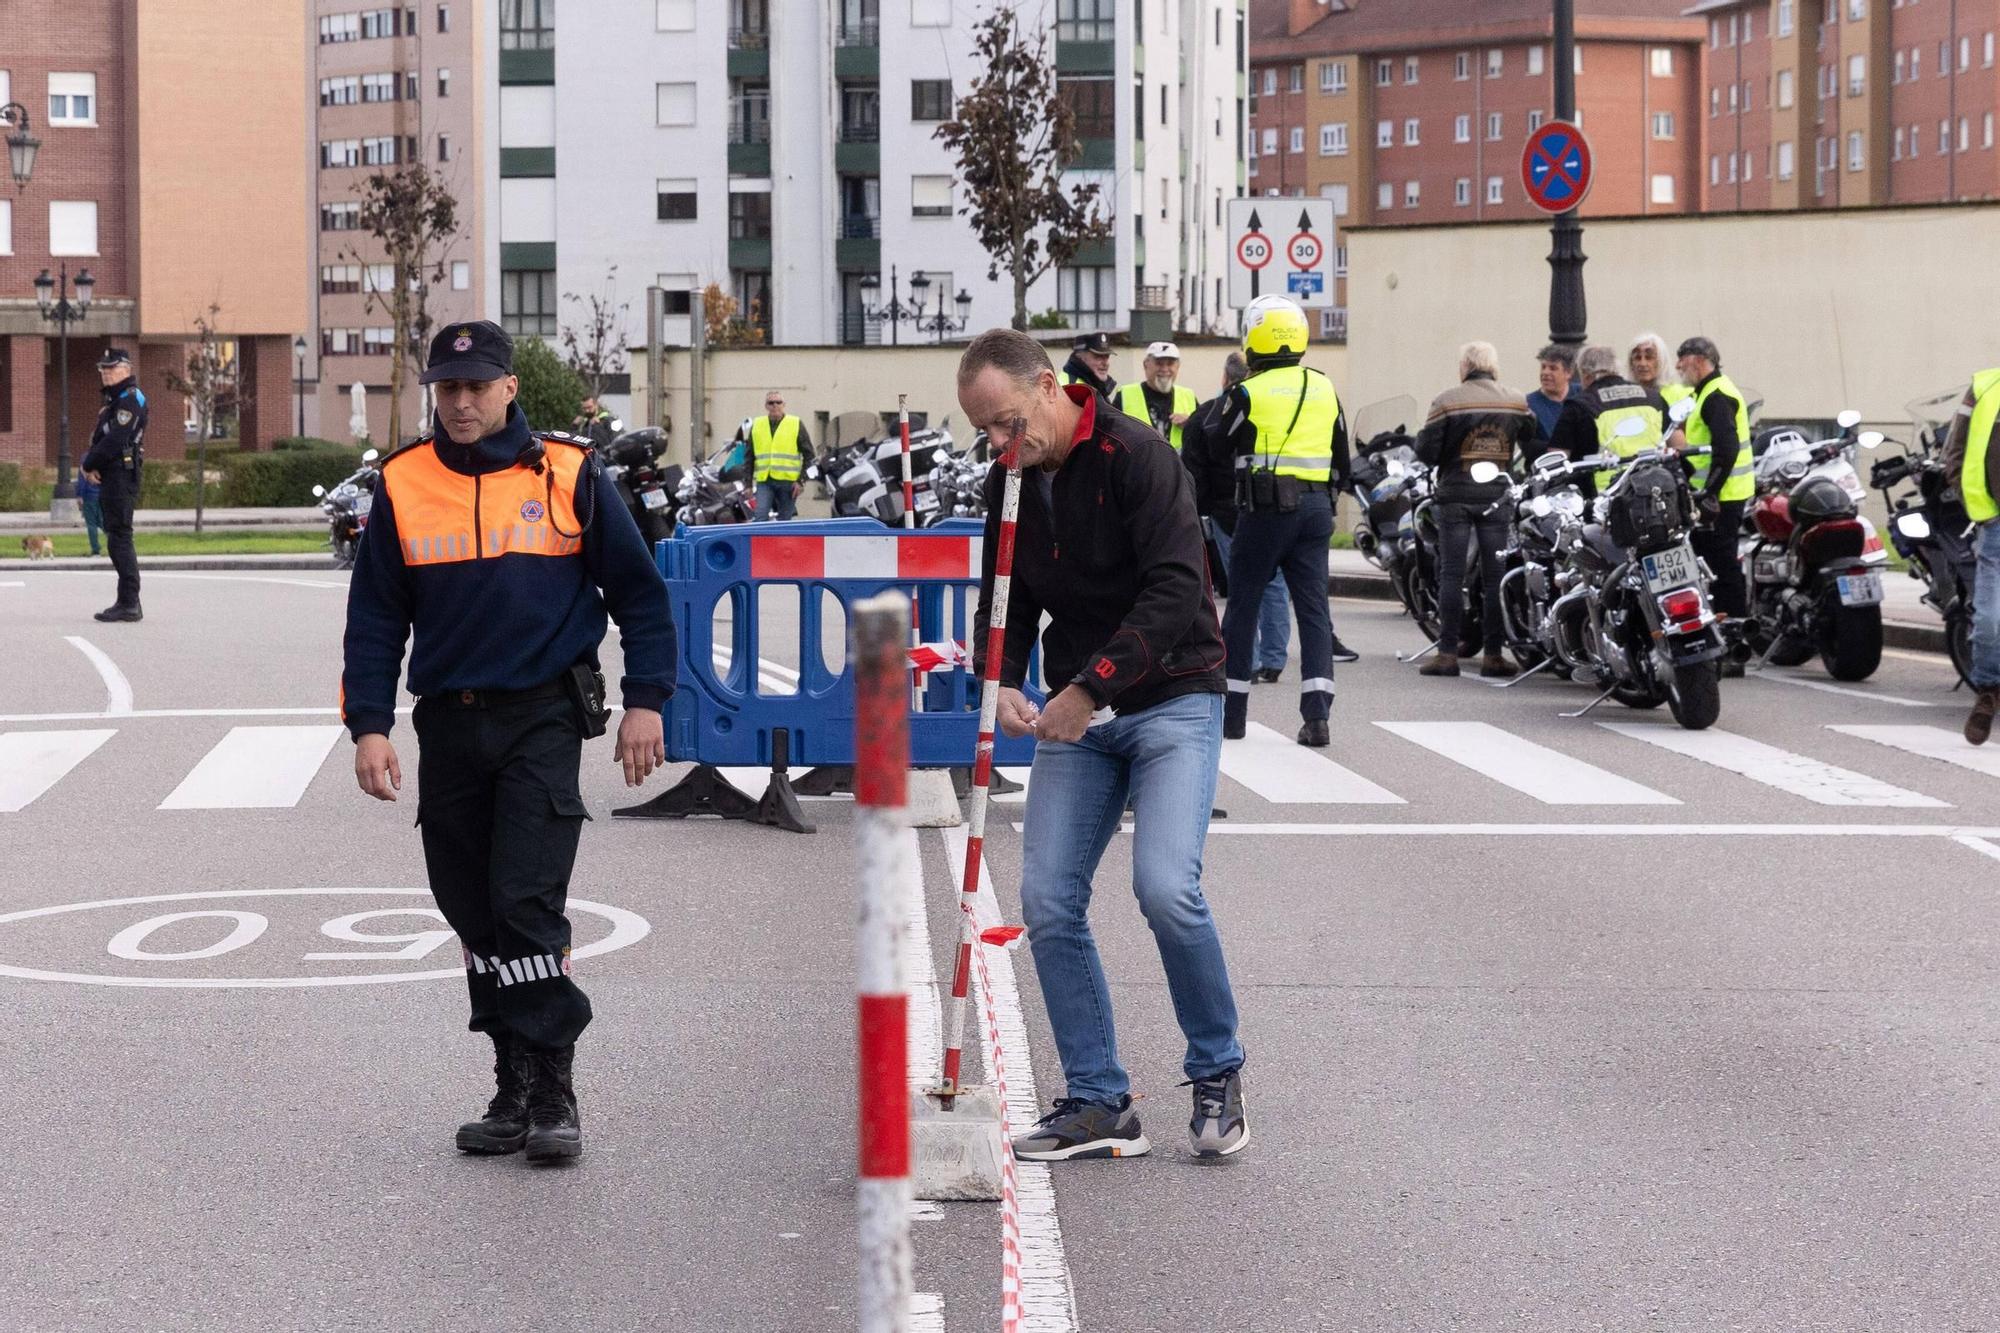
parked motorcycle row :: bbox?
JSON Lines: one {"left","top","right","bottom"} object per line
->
{"left": 311, "top": 448, "right": 381, "bottom": 570}
{"left": 803, "top": 419, "right": 993, "bottom": 527}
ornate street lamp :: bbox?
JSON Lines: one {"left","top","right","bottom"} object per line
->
{"left": 1, "top": 103, "right": 38, "bottom": 190}
{"left": 293, "top": 335, "right": 309, "bottom": 438}
{"left": 913, "top": 286, "right": 975, "bottom": 342}
{"left": 859, "top": 266, "right": 927, "bottom": 347}
{"left": 37, "top": 264, "right": 95, "bottom": 518}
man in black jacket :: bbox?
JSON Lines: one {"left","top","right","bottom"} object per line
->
{"left": 960, "top": 328, "right": 1248, "bottom": 1164}
{"left": 1058, "top": 330, "right": 1117, "bottom": 401}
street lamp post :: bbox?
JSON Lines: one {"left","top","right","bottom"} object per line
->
{"left": 858, "top": 266, "right": 926, "bottom": 346}
{"left": 913, "top": 286, "right": 974, "bottom": 343}
{"left": 293, "top": 335, "right": 308, "bottom": 438}
{"left": 1547, "top": 0, "right": 1588, "bottom": 350}
{"left": 35, "top": 263, "right": 95, "bottom": 522}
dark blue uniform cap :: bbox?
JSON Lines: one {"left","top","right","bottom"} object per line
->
{"left": 421, "top": 320, "right": 514, "bottom": 384}
{"left": 95, "top": 347, "right": 132, "bottom": 370}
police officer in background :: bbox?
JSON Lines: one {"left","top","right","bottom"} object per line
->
{"left": 1059, "top": 331, "right": 1117, "bottom": 402}
{"left": 1674, "top": 336, "right": 1754, "bottom": 675}
{"left": 80, "top": 348, "right": 147, "bottom": 622}
{"left": 1115, "top": 342, "right": 1197, "bottom": 452}
{"left": 342, "top": 320, "right": 679, "bottom": 1165}
{"left": 748, "top": 389, "right": 811, "bottom": 521}
{"left": 1218, "top": 296, "right": 1353, "bottom": 747}
{"left": 1548, "top": 344, "right": 1667, "bottom": 497}
{"left": 1182, "top": 352, "right": 1293, "bottom": 681}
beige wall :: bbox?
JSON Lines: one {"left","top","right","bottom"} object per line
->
{"left": 134, "top": 0, "right": 309, "bottom": 338}
{"left": 636, "top": 341, "right": 1352, "bottom": 466}
{"left": 1346, "top": 203, "right": 2000, "bottom": 426}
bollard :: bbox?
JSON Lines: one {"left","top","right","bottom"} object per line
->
{"left": 854, "top": 591, "right": 913, "bottom": 1333}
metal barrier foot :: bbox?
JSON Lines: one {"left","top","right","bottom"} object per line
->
{"left": 794, "top": 765, "right": 855, "bottom": 797}
{"left": 754, "top": 769, "right": 817, "bottom": 835}
{"left": 951, "top": 767, "right": 1022, "bottom": 798}
{"left": 611, "top": 763, "right": 763, "bottom": 822}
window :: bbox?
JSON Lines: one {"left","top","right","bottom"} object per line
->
{"left": 657, "top": 82, "right": 697, "bottom": 126}
{"left": 1454, "top": 177, "right": 1471, "bottom": 206}
{"left": 1060, "top": 76, "right": 1113, "bottom": 137}
{"left": 1777, "top": 68, "right": 1795, "bottom": 107}
{"left": 1377, "top": 182, "right": 1393, "bottom": 210}
{"left": 1987, "top": 112, "right": 1995, "bottom": 149}
{"left": 1746, "top": 149, "right": 1756, "bottom": 179}
{"left": 1288, "top": 65, "right": 1303, "bottom": 93}
{"left": 901, "top": 173, "right": 951, "bottom": 219}
{"left": 1527, "top": 45, "right": 1545, "bottom": 76}
{"left": 657, "top": 0, "right": 695, "bottom": 27}
{"left": 1377, "top": 120, "right": 1393, "bottom": 148}
{"left": 1728, "top": 151, "right": 1738, "bottom": 182}
{"left": 1941, "top": 119, "right": 1951, "bottom": 154}
{"left": 1848, "top": 54, "right": 1865, "bottom": 95}
{"left": 501, "top": 270, "right": 558, "bottom": 336}
{"left": 1711, "top": 87, "right": 1720, "bottom": 118}
{"left": 1485, "top": 176, "right": 1503, "bottom": 204}
{"left": 1375, "top": 59, "right": 1392, "bottom": 87}
{"left": 499, "top": 0, "right": 553, "bottom": 49}
{"left": 1743, "top": 78, "right": 1754, "bottom": 110}
{"left": 437, "top": 134, "right": 450, "bottom": 162}
{"left": 1454, "top": 114, "right": 1470, "bottom": 143}
{"left": 1710, "top": 154, "right": 1720, "bottom": 185}
{"left": 451, "top": 260, "right": 471, "bottom": 291}
{"left": 1404, "top": 180, "right": 1420, "bottom": 208}
{"left": 320, "top": 264, "right": 360, "bottom": 294}
{"left": 1261, "top": 127, "right": 1277, "bottom": 156}
{"left": 1710, "top": 18, "right": 1720, "bottom": 48}
{"left": 656, "top": 179, "right": 696, "bottom": 220}
{"left": 361, "top": 263, "right": 397, "bottom": 294}
{"left": 1848, "top": 130, "right": 1864, "bottom": 170}
{"left": 1987, "top": 33, "right": 1996, "bottom": 67}
{"left": 730, "top": 190, "right": 774, "bottom": 238}
{"left": 1404, "top": 56, "right": 1419, "bottom": 83}
{"left": 48, "top": 200, "right": 98, "bottom": 256}
{"left": 1455, "top": 52, "right": 1470, "bottom": 80}
{"left": 1894, "top": 126, "right": 1905, "bottom": 159}
{"left": 1652, "top": 111, "right": 1675, "bottom": 139}
{"left": 1646, "top": 174, "right": 1674, "bottom": 204}
{"left": 1486, "top": 49, "right": 1502, "bottom": 78}
{"left": 47, "top": 73, "right": 96, "bottom": 126}
{"left": 1777, "top": 140, "right": 1795, "bottom": 179}
{"left": 438, "top": 69, "right": 451, "bottom": 97}
{"left": 1056, "top": 266, "right": 1114, "bottom": 331}
{"left": 1263, "top": 68, "right": 1277, "bottom": 96}
{"left": 1056, "top": 0, "right": 1114, "bottom": 42}
{"left": 363, "top": 327, "right": 397, "bottom": 356}
{"left": 360, "top": 72, "right": 395, "bottom": 103}
{"left": 1487, "top": 112, "right": 1502, "bottom": 141}
{"left": 1319, "top": 123, "right": 1348, "bottom": 156}
{"left": 1894, "top": 50, "right": 1904, "bottom": 83}
{"left": 1528, "top": 109, "right": 1544, "bottom": 131}
{"left": 1324, "top": 183, "right": 1350, "bottom": 216}
{"left": 320, "top": 139, "right": 360, "bottom": 168}
{"left": 321, "top": 201, "right": 361, "bottom": 231}
{"left": 1574, "top": 46, "right": 1584, "bottom": 74}
{"left": 1961, "top": 36, "right": 1973, "bottom": 70}
{"left": 1961, "top": 116, "right": 1972, "bottom": 151}
{"left": 1651, "top": 48, "right": 1673, "bottom": 77}
{"left": 1941, "top": 41, "right": 1949, "bottom": 76}
{"left": 1778, "top": 0, "right": 1794, "bottom": 36}
{"left": 1288, "top": 126, "right": 1304, "bottom": 153}
{"left": 438, "top": 3, "right": 449, "bottom": 32}
{"left": 1403, "top": 117, "right": 1419, "bottom": 145}
{"left": 320, "top": 76, "right": 358, "bottom": 106}
{"left": 1319, "top": 61, "right": 1342, "bottom": 93}
{"left": 1744, "top": 13, "right": 1755, "bottom": 41}
{"left": 320, "top": 328, "right": 361, "bottom": 356}
{"left": 320, "top": 13, "right": 360, "bottom": 41}
{"left": 1729, "top": 82, "right": 1738, "bottom": 112}
{"left": 1849, "top": 0, "right": 1865, "bottom": 16}
{"left": 0, "top": 199, "right": 9, "bottom": 256}
{"left": 1908, "top": 122, "right": 1920, "bottom": 156}
{"left": 911, "top": 79, "right": 952, "bottom": 121}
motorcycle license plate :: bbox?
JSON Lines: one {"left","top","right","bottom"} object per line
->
{"left": 353, "top": 494, "right": 373, "bottom": 518}
{"left": 640, "top": 487, "right": 669, "bottom": 510}
{"left": 915, "top": 489, "right": 939, "bottom": 512}
{"left": 1837, "top": 572, "right": 1884, "bottom": 607}
{"left": 1641, "top": 542, "right": 1698, "bottom": 593}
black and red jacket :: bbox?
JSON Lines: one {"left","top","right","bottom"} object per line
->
{"left": 973, "top": 386, "right": 1225, "bottom": 716}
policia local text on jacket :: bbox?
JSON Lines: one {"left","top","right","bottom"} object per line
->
{"left": 81, "top": 349, "right": 147, "bottom": 620}
{"left": 342, "top": 321, "right": 678, "bottom": 1162}
{"left": 1547, "top": 373, "right": 1667, "bottom": 498}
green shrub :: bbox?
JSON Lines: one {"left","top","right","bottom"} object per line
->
{"left": 1027, "top": 308, "right": 1069, "bottom": 330}
{"left": 512, "top": 336, "right": 586, "bottom": 432}
{"left": 0, "top": 463, "right": 53, "bottom": 511}
{"left": 271, "top": 435, "right": 351, "bottom": 452}
{"left": 222, "top": 447, "right": 373, "bottom": 506}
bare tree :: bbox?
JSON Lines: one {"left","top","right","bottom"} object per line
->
{"left": 344, "top": 165, "right": 459, "bottom": 447}
{"left": 164, "top": 303, "right": 245, "bottom": 536}
{"left": 934, "top": 4, "right": 1112, "bottom": 330}
{"left": 560, "top": 266, "right": 631, "bottom": 401}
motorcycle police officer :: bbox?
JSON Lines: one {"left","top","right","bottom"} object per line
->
{"left": 1548, "top": 344, "right": 1667, "bottom": 497}
{"left": 1059, "top": 331, "right": 1118, "bottom": 402}
{"left": 1217, "top": 296, "right": 1350, "bottom": 747}
{"left": 1674, "top": 336, "right": 1755, "bottom": 673}
{"left": 81, "top": 348, "right": 147, "bottom": 622}
{"left": 342, "top": 320, "right": 679, "bottom": 1164}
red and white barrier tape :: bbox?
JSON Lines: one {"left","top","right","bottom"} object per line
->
{"left": 965, "top": 913, "right": 1027, "bottom": 1330}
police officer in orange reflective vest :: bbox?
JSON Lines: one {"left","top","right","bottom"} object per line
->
{"left": 341, "top": 320, "right": 679, "bottom": 1164}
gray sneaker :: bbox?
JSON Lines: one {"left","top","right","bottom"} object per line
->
{"left": 1185, "top": 1067, "right": 1249, "bottom": 1158}
{"left": 1012, "top": 1096, "right": 1150, "bottom": 1162}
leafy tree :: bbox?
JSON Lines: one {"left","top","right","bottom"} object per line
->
{"left": 702, "top": 283, "right": 766, "bottom": 348}
{"left": 561, "top": 266, "right": 630, "bottom": 400}
{"left": 934, "top": 5, "right": 1112, "bottom": 330}
{"left": 164, "top": 303, "right": 245, "bottom": 535}
{"left": 345, "top": 165, "right": 460, "bottom": 447}
{"left": 512, "top": 335, "right": 586, "bottom": 431}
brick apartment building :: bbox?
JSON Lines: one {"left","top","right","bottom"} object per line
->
{"left": 1249, "top": 0, "right": 1706, "bottom": 330}
{"left": 0, "top": 0, "right": 307, "bottom": 469}
{"left": 1691, "top": 0, "right": 2000, "bottom": 211}
{"left": 311, "top": 0, "right": 485, "bottom": 444}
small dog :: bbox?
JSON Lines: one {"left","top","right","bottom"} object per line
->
{"left": 21, "top": 535, "right": 55, "bottom": 560}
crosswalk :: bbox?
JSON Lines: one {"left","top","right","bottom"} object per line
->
{"left": 3, "top": 717, "right": 1998, "bottom": 816}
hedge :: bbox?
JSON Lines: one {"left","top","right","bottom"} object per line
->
{"left": 1, "top": 444, "right": 374, "bottom": 510}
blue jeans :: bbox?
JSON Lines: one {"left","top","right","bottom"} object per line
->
{"left": 1973, "top": 520, "right": 2000, "bottom": 688}
{"left": 1019, "top": 691, "right": 1244, "bottom": 1103}
{"left": 1212, "top": 526, "right": 1291, "bottom": 671}
{"left": 755, "top": 480, "right": 797, "bottom": 521}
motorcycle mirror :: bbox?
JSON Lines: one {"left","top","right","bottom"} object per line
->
{"left": 609, "top": 418, "right": 624, "bottom": 432}
{"left": 311, "top": 484, "right": 326, "bottom": 498}
{"left": 1667, "top": 397, "right": 1696, "bottom": 425}
{"left": 1612, "top": 416, "right": 1650, "bottom": 439}
{"left": 1857, "top": 430, "right": 1884, "bottom": 450}
{"left": 1386, "top": 460, "right": 1406, "bottom": 478}
{"left": 1836, "top": 408, "right": 1862, "bottom": 430}
{"left": 361, "top": 448, "right": 380, "bottom": 463}
{"left": 1468, "top": 461, "right": 1502, "bottom": 484}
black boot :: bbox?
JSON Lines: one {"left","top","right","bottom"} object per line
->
{"left": 456, "top": 1031, "right": 532, "bottom": 1155}
{"left": 1297, "top": 718, "right": 1330, "bottom": 747}
{"left": 523, "top": 1044, "right": 583, "bottom": 1164}
{"left": 93, "top": 604, "right": 142, "bottom": 623}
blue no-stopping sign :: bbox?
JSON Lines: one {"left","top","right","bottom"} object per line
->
{"left": 1521, "top": 121, "right": 1594, "bottom": 214}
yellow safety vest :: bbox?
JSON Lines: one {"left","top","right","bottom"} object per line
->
{"left": 1592, "top": 393, "right": 1666, "bottom": 493}
{"left": 1659, "top": 382, "right": 1695, "bottom": 408}
{"left": 1684, "top": 373, "right": 1754, "bottom": 502}
{"left": 1963, "top": 368, "right": 2000, "bottom": 524}
{"left": 1115, "top": 382, "right": 1198, "bottom": 452}
{"left": 750, "top": 414, "right": 804, "bottom": 484}
{"left": 1242, "top": 364, "right": 1341, "bottom": 482}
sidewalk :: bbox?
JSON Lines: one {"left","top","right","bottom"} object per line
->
{"left": 0, "top": 506, "right": 321, "bottom": 531}
{"left": 6, "top": 552, "right": 341, "bottom": 572}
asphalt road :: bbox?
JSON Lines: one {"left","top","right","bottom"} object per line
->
{"left": 4, "top": 568, "right": 2000, "bottom": 1332}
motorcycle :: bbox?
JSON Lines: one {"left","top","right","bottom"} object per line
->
{"left": 928, "top": 449, "right": 990, "bottom": 522}
{"left": 603, "top": 427, "right": 678, "bottom": 546}
{"left": 1347, "top": 398, "right": 1436, "bottom": 634}
{"left": 673, "top": 444, "right": 757, "bottom": 526}
{"left": 1490, "top": 446, "right": 1596, "bottom": 677}
{"left": 311, "top": 447, "right": 381, "bottom": 569}
{"left": 1871, "top": 421, "right": 1978, "bottom": 685}
{"left": 806, "top": 421, "right": 955, "bottom": 526}
{"left": 1739, "top": 409, "right": 1888, "bottom": 681}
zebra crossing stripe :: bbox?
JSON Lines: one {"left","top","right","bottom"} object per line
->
{"left": 1375, "top": 720, "right": 1680, "bottom": 805}
{"left": 0, "top": 729, "right": 116, "bottom": 813}
{"left": 1828, "top": 724, "right": 2000, "bottom": 779}
{"left": 1221, "top": 722, "right": 1403, "bottom": 804}
{"left": 1600, "top": 722, "right": 1948, "bottom": 808}
{"left": 159, "top": 725, "right": 346, "bottom": 810}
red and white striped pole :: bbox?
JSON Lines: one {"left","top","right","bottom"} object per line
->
{"left": 854, "top": 591, "right": 912, "bottom": 1333}
{"left": 938, "top": 431, "right": 1025, "bottom": 1106}
{"left": 898, "top": 393, "right": 915, "bottom": 530}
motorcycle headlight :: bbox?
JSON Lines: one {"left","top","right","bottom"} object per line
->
{"left": 1895, "top": 511, "right": 1932, "bottom": 541}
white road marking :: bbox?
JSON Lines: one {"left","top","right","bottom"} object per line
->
{"left": 23, "top": 571, "right": 346, "bottom": 589}
{"left": 938, "top": 826, "right": 1079, "bottom": 1333}
{"left": 0, "top": 729, "right": 116, "bottom": 812}
{"left": 159, "top": 725, "right": 345, "bottom": 809}
{"left": 64, "top": 635, "right": 133, "bottom": 716}
{"left": 1222, "top": 722, "right": 1405, "bottom": 804}
{"left": 1830, "top": 724, "right": 2000, "bottom": 778}
{"left": 1954, "top": 834, "right": 2000, "bottom": 863}
{"left": 1028, "top": 822, "right": 2000, "bottom": 838}
{"left": 899, "top": 827, "right": 943, "bottom": 1091}
{"left": 1599, "top": 722, "right": 1947, "bottom": 808}
{"left": 1754, "top": 672, "right": 1939, "bottom": 708}
{"left": 911, "top": 1290, "right": 946, "bottom": 1333}
{"left": 0, "top": 580, "right": 24, "bottom": 587}
{"left": 0, "top": 707, "right": 411, "bottom": 724}
{"left": 1375, "top": 720, "right": 1680, "bottom": 805}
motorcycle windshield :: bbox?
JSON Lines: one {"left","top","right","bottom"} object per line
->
{"left": 1352, "top": 395, "right": 1419, "bottom": 445}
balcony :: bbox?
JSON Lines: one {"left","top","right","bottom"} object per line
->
{"left": 727, "top": 28, "right": 770, "bottom": 77}
{"left": 835, "top": 23, "right": 879, "bottom": 75}
{"left": 838, "top": 121, "right": 879, "bottom": 145}
{"left": 728, "top": 118, "right": 771, "bottom": 146}
{"left": 838, "top": 215, "right": 881, "bottom": 239}
{"left": 835, "top": 22, "right": 878, "bottom": 46}
{"left": 727, "top": 25, "right": 767, "bottom": 49}
{"left": 728, "top": 118, "right": 771, "bottom": 175}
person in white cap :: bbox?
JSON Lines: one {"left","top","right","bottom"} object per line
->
{"left": 1115, "top": 342, "right": 1199, "bottom": 453}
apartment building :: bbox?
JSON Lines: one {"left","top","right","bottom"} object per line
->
{"left": 312, "top": 0, "right": 486, "bottom": 443}
{"left": 1690, "top": 0, "right": 2000, "bottom": 210}
{"left": 484, "top": 0, "right": 1245, "bottom": 385}
{"left": 0, "top": 0, "right": 308, "bottom": 467}
{"left": 1248, "top": 0, "right": 1705, "bottom": 332}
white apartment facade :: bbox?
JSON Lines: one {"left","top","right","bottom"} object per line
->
{"left": 483, "top": 0, "right": 1247, "bottom": 370}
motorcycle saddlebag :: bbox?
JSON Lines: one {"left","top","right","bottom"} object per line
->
{"left": 1606, "top": 463, "right": 1686, "bottom": 550}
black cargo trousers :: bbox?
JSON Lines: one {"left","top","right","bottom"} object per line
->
{"left": 412, "top": 680, "right": 593, "bottom": 1050}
